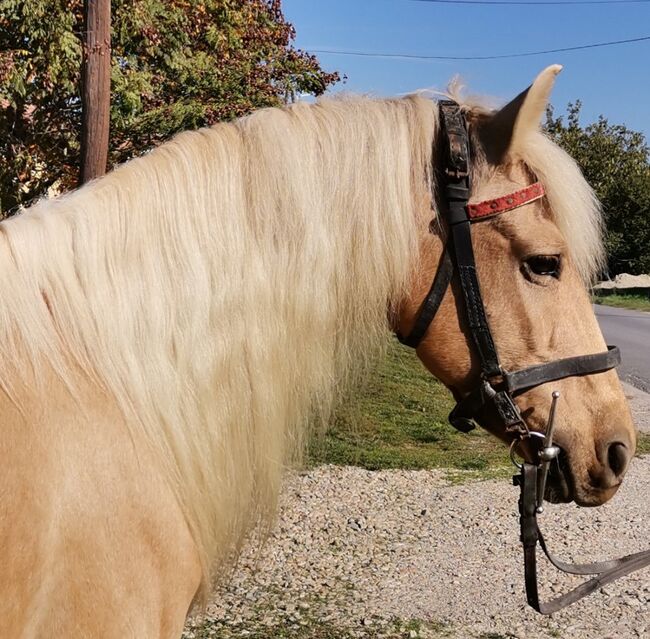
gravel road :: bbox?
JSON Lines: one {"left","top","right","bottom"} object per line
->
{"left": 186, "top": 400, "right": 650, "bottom": 639}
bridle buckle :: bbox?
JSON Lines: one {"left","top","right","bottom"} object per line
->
{"left": 481, "top": 379, "right": 529, "bottom": 436}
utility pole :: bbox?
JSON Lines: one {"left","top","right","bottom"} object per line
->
{"left": 80, "top": 0, "right": 111, "bottom": 184}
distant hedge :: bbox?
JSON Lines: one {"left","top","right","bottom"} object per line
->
{"left": 546, "top": 102, "right": 650, "bottom": 277}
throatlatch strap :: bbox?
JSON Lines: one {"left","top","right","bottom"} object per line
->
{"left": 397, "top": 248, "right": 453, "bottom": 348}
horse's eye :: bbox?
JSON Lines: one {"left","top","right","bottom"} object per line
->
{"left": 523, "top": 255, "right": 561, "bottom": 279}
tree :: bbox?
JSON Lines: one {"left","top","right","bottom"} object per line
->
{"left": 0, "top": 0, "right": 340, "bottom": 215}
{"left": 545, "top": 102, "right": 650, "bottom": 276}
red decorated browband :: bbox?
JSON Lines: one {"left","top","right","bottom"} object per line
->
{"left": 466, "top": 182, "right": 545, "bottom": 221}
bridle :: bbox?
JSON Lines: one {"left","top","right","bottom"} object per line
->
{"left": 397, "top": 100, "right": 650, "bottom": 613}
{"left": 397, "top": 100, "right": 620, "bottom": 437}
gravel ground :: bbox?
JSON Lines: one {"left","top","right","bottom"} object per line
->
{"left": 186, "top": 399, "right": 650, "bottom": 639}
{"left": 186, "top": 461, "right": 650, "bottom": 639}
{"left": 624, "top": 383, "right": 650, "bottom": 433}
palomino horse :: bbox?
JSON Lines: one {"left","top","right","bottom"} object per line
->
{"left": 0, "top": 66, "right": 635, "bottom": 637}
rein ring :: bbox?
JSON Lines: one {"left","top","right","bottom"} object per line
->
{"left": 509, "top": 431, "right": 545, "bottom": 469}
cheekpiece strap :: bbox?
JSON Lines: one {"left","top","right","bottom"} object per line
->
{"left": 438, "top": 102, "right": 502, "bottom": 381}
{"left": 438, "top": 100, "right": 469, "bottom": 179}
{"left": 396, "top": 248, "right": 454, "bottom": 348}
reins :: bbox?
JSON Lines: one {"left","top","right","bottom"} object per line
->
{"left": 397, "top": 100, "right": 650, "bottom": 614}
{"left": 512, "top": 395, "right": 650, "bottom": 614}
{"left": 516, "top": 456, "right": 650, "bottom": 614}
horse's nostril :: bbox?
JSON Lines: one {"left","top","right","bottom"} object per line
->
{"left": 607, "top": 441, "right": 630, "bottom": 479}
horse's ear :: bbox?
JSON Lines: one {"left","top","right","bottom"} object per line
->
{"left": 479, "top": 64, "right": 562, "bottom": 164}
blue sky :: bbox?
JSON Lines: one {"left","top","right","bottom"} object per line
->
{"left": 283, "top": 0, "right": 650, "bottom": 139}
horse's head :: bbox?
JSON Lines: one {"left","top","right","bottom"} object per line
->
{"left": 397, "top": 66, "right": 635, "bottom": 507}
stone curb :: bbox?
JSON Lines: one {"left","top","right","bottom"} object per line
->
{"left": 622, "top": 381, "right": 650, "bottom": 434}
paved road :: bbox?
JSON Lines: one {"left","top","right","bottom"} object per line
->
{"left": 595, "top": 304, "right": 650, "bottom": 393}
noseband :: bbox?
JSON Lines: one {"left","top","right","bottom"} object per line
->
{"left": 397, "top": 100, "right": 650, "bottom": 613}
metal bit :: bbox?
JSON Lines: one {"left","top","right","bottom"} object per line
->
{"left": 536, "top": 391, "right": 561, "bottom": 513}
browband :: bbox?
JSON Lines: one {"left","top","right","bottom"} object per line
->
{"left": 466, "top": 182, "right": 545, "bottom": 220}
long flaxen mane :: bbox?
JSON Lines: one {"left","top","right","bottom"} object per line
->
{"left": 0, "top": 92, "right": 602, "bottom": 592}
{"left": 0, "top": 95, "right": 435, "bottom": 591}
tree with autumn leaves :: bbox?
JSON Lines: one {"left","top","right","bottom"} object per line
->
{"left": 546, "top": 103, "right": 650, "bottom": 276}
{"left": 0, "top": 0, "right": 339, "bottom": 214}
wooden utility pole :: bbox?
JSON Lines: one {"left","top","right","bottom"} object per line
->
{"left": 80, "top": 0, "right": 111, "bottom": 184}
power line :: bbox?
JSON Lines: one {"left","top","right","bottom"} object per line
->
{"left": 410, "top": 0, "right": 650, "bottom": 5}
{"left": 311, "top": 34, "right": 650, "bottom": 61}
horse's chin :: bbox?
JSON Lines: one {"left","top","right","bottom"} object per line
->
{"left": 571, "top": 483, "right": 621, "bottom": 507}
{"left": 544, "top": 450, "right": 621, "bottom": 507}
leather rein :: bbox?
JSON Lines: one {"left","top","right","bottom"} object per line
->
{"left": 397, "top": 100, "right": 650, "bottom": 614}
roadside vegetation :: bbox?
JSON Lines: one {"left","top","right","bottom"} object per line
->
{"left": 0, "top": 0, "right": 340, "bottom": 216}
{"left": 185, "top": 615, "right": 449, "bottom": 639}
{"left": 637, "top": 433, "right": 650, "bottom": 455}
{"left": 593, "top": 293, "right": 650, "bottom": 313}
{"left": 546, "top": 103, "right": 650, "bottom": 277}
{"left": 309, "top": 340, "right": 510, "bottom": 480}
{"left": 310, "top": 340, "right": 507, "bottom": 481}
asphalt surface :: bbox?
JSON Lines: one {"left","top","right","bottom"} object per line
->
{"left": 595, "top": 304, "right": 650, "bottom": 394}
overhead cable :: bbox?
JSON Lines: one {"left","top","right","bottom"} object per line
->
{"left": 311, "top": 34, "right": 650, "bottom": 61}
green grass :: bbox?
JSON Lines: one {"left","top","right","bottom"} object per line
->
{"left": 308, "top": 339, "right": 650, "bottom": 476}
{"left": 308, "top": 340, "right": 511, "bottom": 479}
{"left": 593, "top": 292, "right": 650, "bottom": 312}
{"left": 185, "top": 615, "right": 451, "bottom": 639}
{"left": 636, "top": 432, "right": 650, "bottom": 456}
{"left": 186, "top": 621, "right": 353, "bottom": 639}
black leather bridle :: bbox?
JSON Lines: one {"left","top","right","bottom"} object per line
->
{"left": 396, "top": 100, "right": 650, "bottom": 613}
{"left": 397, "top": 100, "right": 620, "bottom": 437}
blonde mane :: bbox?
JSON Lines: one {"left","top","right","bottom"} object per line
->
{"left": 0, "top": 90, "right": 603, "bottom": 593}
{"left": 0, "top": 95, "right": 436, "bottom": 591}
